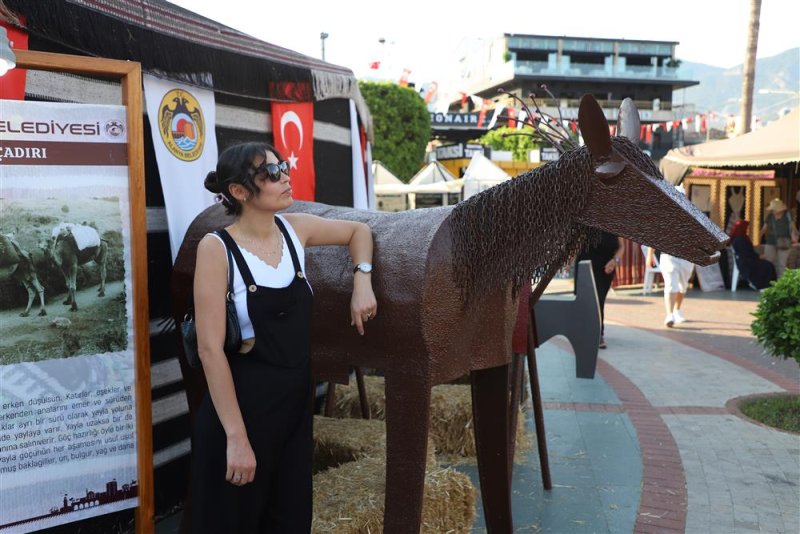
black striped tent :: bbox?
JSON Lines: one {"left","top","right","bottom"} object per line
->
{"left": 1, "top": 0, "right": 371, "bottom": 529}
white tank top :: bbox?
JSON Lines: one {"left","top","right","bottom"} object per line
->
{"left": 208, "top": 215, "right": 311, "bottom": 339}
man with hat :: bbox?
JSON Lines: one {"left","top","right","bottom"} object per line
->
{"left": 759, "top": 197, "right": 798, "bottom": 277}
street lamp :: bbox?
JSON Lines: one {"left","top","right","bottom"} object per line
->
{"left": 320, "top": 32, "right": 329, "bottom": 61}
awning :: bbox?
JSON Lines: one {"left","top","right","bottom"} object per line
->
{"left": 660, "top": 108, "right": 800, "bottom": 184}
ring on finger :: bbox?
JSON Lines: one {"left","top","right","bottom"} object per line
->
{"left": 367, "top": 312, "right": 373, "bottom": 319}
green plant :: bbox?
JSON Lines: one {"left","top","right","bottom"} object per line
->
{"left": 739, "top": 394, "right": 800, "bottom": 433}
{"left": 358, "top": 81, "right": 431, "bottom": 182}
{"left": 474, "top": 126, "right": 538, "bottom": 162}
{"left": 751, "top": 268, "right": 800, "bottom": 363}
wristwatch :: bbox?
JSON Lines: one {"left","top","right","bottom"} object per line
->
{"left": 614, "top": 256, "right": 621, "bottom": 264}
{"left": 353, "top": 262, "right": 373, "bottom": 274}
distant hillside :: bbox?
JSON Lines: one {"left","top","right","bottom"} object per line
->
{"left": 675, "top": 47, "right": 799, "bottom": 121}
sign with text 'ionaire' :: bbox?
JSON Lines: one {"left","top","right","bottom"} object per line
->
{"left": 0, "top": 100, "right": 138, "bottom": 533}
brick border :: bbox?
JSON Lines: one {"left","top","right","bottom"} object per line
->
{"left": 725, "top": 393, "right": 800, "bottom": 436}
{"left": 595, "top": 359, "right": 688, "bottom": 533}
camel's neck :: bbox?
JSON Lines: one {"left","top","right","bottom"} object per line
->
{"left": 449, "top": 147, "right": 595, "bottom": 299}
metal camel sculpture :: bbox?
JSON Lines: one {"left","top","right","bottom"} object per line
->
{"left": 172, "top": 95, "right": 729, "bottom": 533}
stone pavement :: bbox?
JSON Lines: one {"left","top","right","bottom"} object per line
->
{"left": 463, "top": 282, "right": 800, "bottom": 533}
{"left": 155, "top": 282, "right": 799, "bottom": 533}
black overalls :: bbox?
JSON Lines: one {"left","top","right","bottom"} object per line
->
{"left": 191, "top": 219, "right": 314, "bottom": 534}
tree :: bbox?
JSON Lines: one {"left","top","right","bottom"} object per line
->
{"left": 358, "top": 81, "right": 431, "bottom": 182}
{"left": 474, "top": 126, "right": 539, "bottom": 162}
{"left": 739, "top": 0, "right": 762, "bottom": 134}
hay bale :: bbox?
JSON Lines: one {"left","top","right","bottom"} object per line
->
{"left": 329, "top": 375, "right": 387, "bottom": 419}
{"left": 314, "top": 416, "right": 386, "bottom": 473}
{"left": 312, "top": 456, "right": 476, "bottom": 534}
{"left": 314, "top": 416, "right": 437, "bottom": 473}
{"left": 328, "top": 377, "right": 530, "bottom": 460}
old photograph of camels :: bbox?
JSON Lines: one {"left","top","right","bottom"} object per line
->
{"left": 0, "top": 196, "right": 129, "bottom": 364}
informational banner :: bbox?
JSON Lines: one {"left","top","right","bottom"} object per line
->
{"left": 0, "top": 101, "right": 138, "bottom": 532}
{"left": 143, "top": 75, "right": 217, "bottom": 262}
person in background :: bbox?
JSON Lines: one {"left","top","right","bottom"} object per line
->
{"left": 191, "top": 142, "right": 377, "bottom": 533}
{"left": 647, "top": 246, "right": 693, "bottom": 328}
{"left": 575, "top": 231, "right": 624, "bottom": 348}
{"left": 760, "top": 198, "right": 798, "bottom": 278}
{"left": 729, "top": 219, "right": 776, "bottom": 290}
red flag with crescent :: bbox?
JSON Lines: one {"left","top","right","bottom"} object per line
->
{"left": 271, "top": 101, "right": 315, "bottom": 201}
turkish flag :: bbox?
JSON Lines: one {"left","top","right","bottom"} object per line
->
{"left": 0, "top": 20, "right": 28, "bottom": 100}
{"left": 271, "top": 101, "right": 315, "bottom": 201}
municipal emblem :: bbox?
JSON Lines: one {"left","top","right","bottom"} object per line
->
{"left": 158, "top": 89, "right": 205, "bottom": 161}
{"left": 104, "top": 120, "right": 124, "bottom": 137}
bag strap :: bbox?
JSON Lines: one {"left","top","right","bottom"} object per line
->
{"left": 216, "top": 228, "right": 257, "bottom": 290}
{"left": 214, "top": 230, "right": 235, "bottom": 300}
{"left": 275, "top": 216, "right": 304, "bottom": 278}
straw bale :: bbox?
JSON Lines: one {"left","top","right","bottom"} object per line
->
{"left": 328, "top": 375, "right": 387, "bottom": 419}
{"left": 312, "top": 456, "right": 477, "bottom": 534}
{"left": 328, "top": 377, "right": 530, "bottom": 460}
{"left": 314, "top": 416, "right": 386, "bottom": 473}
{"left": 313, "top": 415, "right": 437, "bottom": 472}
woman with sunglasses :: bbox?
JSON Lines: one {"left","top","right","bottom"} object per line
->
{"left": 190, "top": 142, "right": 377, "bottom": 533}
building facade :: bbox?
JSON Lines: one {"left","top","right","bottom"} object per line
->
{"left": 449, "top": 33, "right": 700, "bottom": 159}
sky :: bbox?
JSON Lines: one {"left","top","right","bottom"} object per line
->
{"left": 167, "top": 0, "right": 799, "bottom": 90}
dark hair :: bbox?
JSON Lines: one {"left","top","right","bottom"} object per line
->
{"left": 204, "top": 142, "right": 283, "bottom": 216}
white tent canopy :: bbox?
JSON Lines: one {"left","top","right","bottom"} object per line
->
{"left": 373, "top": 161, "right": 404, "bottom": 186}
{"left": 462, "top": 152, "right": 512, "bottom": 199}
{"left": 409, "top": 161, "right": 460, "bottom": 185}
{"left": 374, "top": 161, "right": 464, "bottom": 209}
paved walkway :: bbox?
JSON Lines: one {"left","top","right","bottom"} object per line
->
{"left": 463, "top": 283, "right": 800, "bottom": 533}
{"left": 155, "top": 283, "right": 799, "bottom": 533}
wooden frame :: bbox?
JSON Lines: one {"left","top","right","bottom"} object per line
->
{"left": 14, "top": 49, "right": 153, "bottom": 534}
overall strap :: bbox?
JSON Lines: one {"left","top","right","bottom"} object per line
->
{"left": 215, "top": 229, "right": 257, "bottom": 290}
{"left": 274, "top": 216, "right": 304, "bottom": 278}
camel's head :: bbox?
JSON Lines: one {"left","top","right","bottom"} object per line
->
{"left": 574, "top": 95, "right": 728, "bottom": 265}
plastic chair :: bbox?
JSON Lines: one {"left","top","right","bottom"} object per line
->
{"left": 641, "top": 245, "right": 662, "bottom": 295}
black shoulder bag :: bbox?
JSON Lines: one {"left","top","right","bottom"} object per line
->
{"left": 180, "top": 230, "right": 242, "bottom": 368}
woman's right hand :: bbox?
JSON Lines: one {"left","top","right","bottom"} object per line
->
{"left": 226, "top": 433, "right": 257, "bottom": 486}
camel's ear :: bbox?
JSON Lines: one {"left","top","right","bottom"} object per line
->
{"left": 617, "top": 98, "right": 641, "bottom": 142}
{"left": 578, "top": 94, "right": 611, "bottom": 160}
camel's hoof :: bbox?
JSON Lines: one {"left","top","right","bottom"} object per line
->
{"left": 98, "top": 290, "right": 105, "bottom": 297}
{"left": 39, "top": 309, "right": 48, "bottom": 316}
{"left": 20, "top": 311, "right": 30, "bottom": 317}
{"left": 70, "top": 305, "right": 78, "bottom": 312}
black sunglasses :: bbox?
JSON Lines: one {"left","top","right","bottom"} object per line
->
{"left": 251, "top": 160, "right": 290, "bottom": 182}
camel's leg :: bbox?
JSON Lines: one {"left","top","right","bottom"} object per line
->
{"left": 96, "top": 242, "right": 107, "bottom": 297}
{"left": 472, "top": 364, "right": 513, "bottom": 534}
{"left": 20, "top": 285, "right": 33, "bottom": 317}
{"left": 383, "top": 373, "right": 431, "bottom": 534}
{"left": 30, "top": 274, "right": 46, "bottom": 316}
{"left": 67, "top": 263, "right": 78, "bottom": 311}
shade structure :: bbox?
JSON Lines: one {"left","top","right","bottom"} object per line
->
{"left": 660, "top": 109, "right": 800, "bottom": 184}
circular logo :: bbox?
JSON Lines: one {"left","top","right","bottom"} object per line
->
{"left": 104, "top": 120, "right": 125, "bottom": 138}
{"left": 157, "top": 89, "right": 205, "bottom": 161}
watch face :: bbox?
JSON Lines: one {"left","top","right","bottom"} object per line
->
{"left": 356, "top": 262, "right": 373, "bottom": 273}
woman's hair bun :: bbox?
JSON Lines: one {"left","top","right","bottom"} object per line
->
{"left": 204, "top": 171, "right": 222, "bottom": 194}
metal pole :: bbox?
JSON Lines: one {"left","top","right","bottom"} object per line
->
{"left": 320, "top": 32, "right": 328, "bottom": 61}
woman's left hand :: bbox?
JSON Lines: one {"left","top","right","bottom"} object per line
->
{"left": 350, "top": 277, "right": 377, "bottom": 336}
{"left": 603, "top": 259, "right": 618, "bottom": 274}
